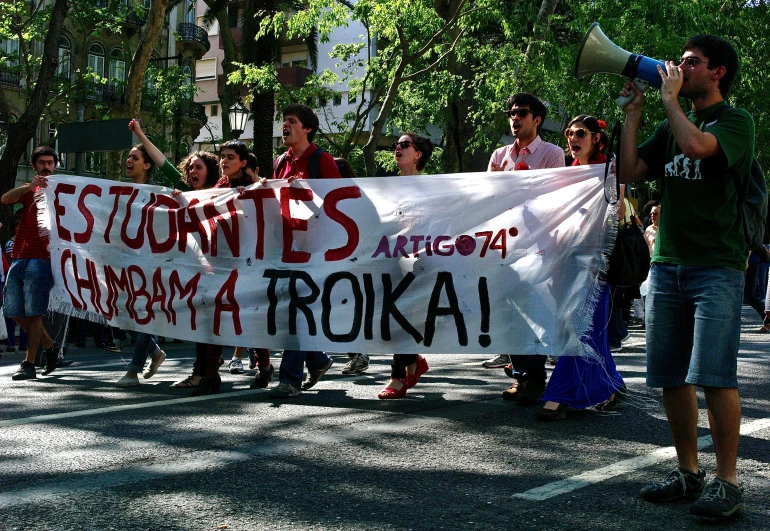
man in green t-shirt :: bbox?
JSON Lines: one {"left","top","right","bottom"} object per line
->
{"left": 619, "top": 35, "right": 752, "bottom": 519}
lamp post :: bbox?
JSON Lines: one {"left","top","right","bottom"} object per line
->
{"left": 228, "top": 99, "right": 249, "bottom": 139}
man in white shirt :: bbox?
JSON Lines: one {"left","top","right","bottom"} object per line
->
{"left": 483, "top": 93, "right": 565, "bottom": 404}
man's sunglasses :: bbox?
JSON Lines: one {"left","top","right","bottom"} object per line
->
{"left": 391, "top": 140, "right": 413, "bottom": 150}
{"left": 564, "top": 128, "right": 591, "bottom": 139}
{"left": 504, "top": 109, "right": 532, "bottom": 119}
{"left": 679, "top": 56, "right": 708, "bottom": 68}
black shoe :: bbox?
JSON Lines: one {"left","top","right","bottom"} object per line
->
{"left": 537, "top": 403, "right": 569, "bottom": 420}
{"left": 689, "top": 478, "right": 745, "bottom": 518}
{"left": 640, "top": 468, "right": 705, "bottom": 503}
{"left": 41, "top": 344, "right": 60, "bottom": 375}
{"left": 248, "top": 348, "right": 259, "bottom": 370}
{"left": 250, "top": 364, "right": 274, "bottom": 389}
{"left": 302, "top": 358, "right": 334, "bottom": 390}
{"left": 192, "top": 375, "right": 221, "bottom": 396}
{"left": 12, "top": 361, "right": 36, "bottom": 380}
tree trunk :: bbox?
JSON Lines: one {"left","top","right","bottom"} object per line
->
{"left": 0, "top": 0, "right": 69, "bottom": 241}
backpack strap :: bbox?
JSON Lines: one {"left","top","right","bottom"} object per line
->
{"left": 307, "top": 148, "right": 325, "bottom": 179}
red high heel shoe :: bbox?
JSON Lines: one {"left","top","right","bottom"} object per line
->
{"left": 378, "top": 378, "right": 408, "bottom": 400}
{"left": 405, "top": 355, "right": 429, "bottom": 389}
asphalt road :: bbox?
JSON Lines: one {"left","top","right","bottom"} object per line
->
{"left": 0, "top": 309, "right": 768, "bottom": 531}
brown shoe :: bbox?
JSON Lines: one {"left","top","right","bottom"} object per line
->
{"left": 502, "top": 378, "right": 545, "bottom": 402}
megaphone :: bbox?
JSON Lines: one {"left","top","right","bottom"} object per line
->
{"left": 575, "top": 22, "right": 665, "bottom": 107}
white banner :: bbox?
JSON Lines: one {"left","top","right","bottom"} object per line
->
{"left": 43, "top": 166, "right": 615, "bottom": 355}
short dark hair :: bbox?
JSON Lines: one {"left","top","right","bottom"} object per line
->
{"left": 220, "top": 140, "right": 250, "bottom": 161}
{"left": 506, "top": 93, "right": 548, "bottom": 135}
{"left": 178, "top": 151, "right": 219, "bottom": 189}
{"left": 566, "top": 115, "right": 608, "bottom": 160}
{"left": 684, "top": 34, "right": 739, "bottom": 97}
{"left": 31, "top": 146, "right": 59, "bottom": 165}
{"left": 246, "top": 152, "right": 258, "bottom": 172}
{"left": 403, "top": 132, "right": 434, "bottom": 172}
{"left": 131, "top": 144, "right": 155, "bottom": 177}
{"left": 282, "top": 103, "right": 320, "bottom": 142}
{"left": 334, "top": 157, "right": 356, "bottom": 178}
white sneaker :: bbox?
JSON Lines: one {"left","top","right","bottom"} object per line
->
{"left": 341, "top": 354, "right": 370, "bottom": 374}
{"left": 621, "top": 332, "right": 633, "bottom": 344}
{"left": 142, "top": 350, "right": 166, "bottom": 379}
{"left": 481, "top": 354, "right": 510, "bottom": 368}
{"left": 269, "top": 382, "right": 301, "bottom": 398}
{"left": 228, "top": 357, "right": 244, "bottom": 374}
{"left": 116, "top": 374, "right": 140, "bottom": 387}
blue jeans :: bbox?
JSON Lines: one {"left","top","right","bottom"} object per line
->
{"left": 278, "top": 350, "right": 331, "bottom": 386}
{"left": 645, "top": 263, "right": 743, "bottom": 388}
{"left": 3, "top": 258, "right": 53, "bottom": 317}
{"left": 126, "top": 332, "right": 159, "bottom": 373}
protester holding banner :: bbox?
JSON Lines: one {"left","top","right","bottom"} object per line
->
{"left": 620, "top": 35, "right": 750, "bottom": 518}
{"left": 537, "top": 115, "right": 625, "bottom": 420}
{"left": 115, "top": 142, "right": 168, "bottom": 387}
{"left": 129, "top": 119, "right": 227, "bottom": 394}
{"left": 484, "top": 93, "right": 565, "bottom": 403}
{"left": 3, "top": 147, "right": 61, "bottom": 379}
{"left": 269, "top": 104, "right": 340, "bottom": 399}
{"left": 377, "top": 133, "right": 433, "bottom": 400}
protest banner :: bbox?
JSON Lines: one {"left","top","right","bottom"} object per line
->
{"left": 43, "top": 165, "right": 615, "bottom": 356}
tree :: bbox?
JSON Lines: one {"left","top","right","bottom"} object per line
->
{"left": 0, "top": 0, "right": 69, "bottom": 239}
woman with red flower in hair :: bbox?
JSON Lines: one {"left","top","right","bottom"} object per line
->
{"left": 536, "top": 115, "right": 626, "bottom": 420}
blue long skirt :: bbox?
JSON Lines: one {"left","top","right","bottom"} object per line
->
{"left": 541, "top": 284, "right": 624, "bottom": 409}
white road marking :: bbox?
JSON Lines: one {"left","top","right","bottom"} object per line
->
{"left": 512, "top": 415, "right": 770, "bottom": 501}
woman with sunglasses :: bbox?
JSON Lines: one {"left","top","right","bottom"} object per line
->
{"left": 377, "top": 133, "right": 433, "bottom": 400}
{"left": 537, "top": 115, "right": 625, "bottom": 420}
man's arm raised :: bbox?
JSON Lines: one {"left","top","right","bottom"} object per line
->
{"left": 619, "top": 82, "right": 650, "bottom": 184}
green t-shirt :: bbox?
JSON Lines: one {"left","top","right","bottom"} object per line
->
{"left": 637, "top": 101, "right": 755, "bottom": 271}
{"left": 157, "top": 159, "right": 183, "bottom": 184}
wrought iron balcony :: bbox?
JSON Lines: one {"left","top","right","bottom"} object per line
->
{"left": 177, "top": 23, "right": 211, "bottom": 56}
{"left": 175, "top": 99, "right": 207, "bottom": 124}
{"left": 0, "top": 72, "right": 21, "bottom": 88}
{"left": 80, "top": 82, "right": 127, "bottom": 105}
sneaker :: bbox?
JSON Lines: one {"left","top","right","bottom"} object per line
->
{"left": 116, "top": 374, "right": 140, "bottom": 387}
{"left": 269, "top": 382, "right": 301, "bottom": 398}
{"left": 302, "top": 358, "right": 334, "bottom": 390}
{"left": 610, "top": 343, "right": 623, "bottom": 353}
{"left": 41, "top": 344, "right": 60, "bottom": 375}
{"left": 250, "top": 364, "right": 275, "bottom": 389}
{"left": 99, "top": 342, "right": 121, "bottom": 353}
{"left": 142, "top": 350, "right": 166, "bottom": 379}
{"left": 482, "top": 354, "right": 510, "bottom": 369}
{"left": 341, "top": 354, "right": 369, "bottom": 375}
{"left": 640, "top": 468, "right": 705, "bottom": 503}
{"left": 248, "top": 349, "right": 258, "bottom": 370}
{"left": 689, "top": 478, "right": 745, "bottom": 518}
{"left": 503, "top": 364, "right": 515, "bottom": 378}
{"left": 501, "top": 377, "right": 545, "bottom": 402}
{"left": 5, "top": 345, "right": 16, "bottom": 354}
{"left": 12, "top": 361, "right": 36, "bottom": 380}
{"left": 228, "top": 357, "right": 244, "bottom": 374}
{"left": 621, "top": 332, "right": 633, "bottom": 344}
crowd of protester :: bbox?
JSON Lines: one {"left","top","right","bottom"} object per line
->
{"left": 1, "top": 33, "right": 757, "bottom": 520}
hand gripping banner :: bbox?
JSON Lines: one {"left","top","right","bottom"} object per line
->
{"left": 44, "top": 165, "right": 616, "bottom": 356}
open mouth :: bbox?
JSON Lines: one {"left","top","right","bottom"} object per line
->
{"left": 282, "top": 128, "right": 290, "bottom": 137}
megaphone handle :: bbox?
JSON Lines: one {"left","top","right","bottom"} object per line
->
{"left": 616, "top": 79, "right": 650, "bottom": 108}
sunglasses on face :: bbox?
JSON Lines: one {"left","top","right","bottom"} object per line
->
{"left": 680, "top": 56, "right": 707, "bottom": 68}
{"left": 504, "top": 109, "right": 531, "bottom": 119}
{"left": 564, "top": 128, "right": 591, "bottom": 139}
{"left": 391, "top": 140, "right": 413, "bottom": 150}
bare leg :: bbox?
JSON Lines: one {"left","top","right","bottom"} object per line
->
{"left": 13, "top": 316, "right": 54, "bottom": 364}
{"left": 232, "top": 346, "right": 244, "bottom": 360}
{"left": 703, "top": 386, "right": 741, "bottom": 485}
{"left": 662, "top": 385, "right": 700, "bottom": 474}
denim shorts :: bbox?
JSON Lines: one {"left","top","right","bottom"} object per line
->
{"left": 3, "top": 258, "right": 53, "bottom": 317}
{"left": 645, "top": 263, "right": 743, "bottom": 388}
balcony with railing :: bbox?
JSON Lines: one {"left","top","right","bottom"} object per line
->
{"left": 80, "top": 82, "right": 127, "bottom": 105}
{"left": 0, "top": 72, "right": 21, "bottom": 88}
{"left": 177, "top": 23, "right": 211, "bottom": 57}
{"left": 92, "top": 0, "right": 147, "bottom": 29}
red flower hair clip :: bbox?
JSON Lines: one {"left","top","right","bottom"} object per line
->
{"left": 515, "top": 161, "right": 530, "bottom": 171}
{"left": 597, "top": 119, "right": 607, "bottom": 130}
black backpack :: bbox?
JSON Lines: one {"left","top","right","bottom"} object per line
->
{"left": 660, "top": 104, "right": 766, "bottom": 252}
{"left": 273, "top": 147, "right": 326, "bottom": 180}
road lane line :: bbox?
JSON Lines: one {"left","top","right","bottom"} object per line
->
{"left": 512, "top": 415, "right": 770, "bottom": 501}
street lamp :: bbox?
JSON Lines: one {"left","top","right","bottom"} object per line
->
{"left": 228, "top": 99, "right": 249, "bottom": 139}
